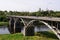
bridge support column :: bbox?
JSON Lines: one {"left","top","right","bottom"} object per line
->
{"left": 9, "top": 18, "right": 15, "bottom": 33}
{"left": 56, "top": 22, "right": 60, "bottom": 31}
{"left": 14, "top": 18, "right": 17, "bottom": 33}
{"left": 58, "top": 22, "right": 60, "bottom": 30}
{"left": 57, "top": 22, "right": 58, "bottom": 30}
{"left": 25, "top": 25, "right": 34, "bottom": 36}
{"left": 9, "top": 18, "right": 12, "bottom": 33}
{"left": 51, "top": 21, "right": 53, "bottom": 26}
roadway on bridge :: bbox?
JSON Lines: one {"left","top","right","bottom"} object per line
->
{"left": 7, "top": 15, "right": 60, "bottom": 22}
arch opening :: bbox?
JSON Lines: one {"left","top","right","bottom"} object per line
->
{"left": 25, "top": 20, "right": 42, "bottom": 36}
{"left": 15, "top": 18, "right": 24, "bottom": 33}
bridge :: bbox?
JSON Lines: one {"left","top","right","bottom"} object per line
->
{"left": 7, "top": 15, "right": 60, "bottom": 39}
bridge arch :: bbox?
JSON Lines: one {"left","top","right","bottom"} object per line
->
{"left": 25, "top": 20, "right": 59, "bottom": 38}
{"left": 20, "top": 18, "right": 26, "bottom": 26}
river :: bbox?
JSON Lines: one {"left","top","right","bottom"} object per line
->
{"left": 0, "top": 26, "right": 10, "bottom": 34}
{"left": 35, "top": 25, "right": 50, "bottom": 32}
{"left": 0, "top": 25, "right": 50, "bottom": 34}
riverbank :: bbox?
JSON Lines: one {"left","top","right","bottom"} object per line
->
{"left": 0, "top": 31, "right": 58, "bottom": 40}
{"left": 0, "top": 22, "right": 8, "bottom": 26}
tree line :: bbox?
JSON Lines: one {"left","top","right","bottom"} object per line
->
{"left": 0, "top": 9, "right": 60, "bottom": 22}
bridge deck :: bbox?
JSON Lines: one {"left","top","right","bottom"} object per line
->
{"left": 7, "top": 15, "right": 60, "bottom": 22}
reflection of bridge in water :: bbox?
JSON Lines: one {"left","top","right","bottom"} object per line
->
{"left": 7, "top": 15, "right": 60, "bottom": 39}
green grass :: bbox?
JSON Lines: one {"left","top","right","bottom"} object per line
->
{"left": 0, "top": 31, "right": 59, "bottom": 40}
{"left": 0, "top": 22, "right": 8, "bottom": 26}
{"left": 35, "top": 31, "right": 58, "bottom": 40}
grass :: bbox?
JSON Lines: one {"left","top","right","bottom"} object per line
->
{"left": 0, "top": 31, "right": 59, "bottom": 40}
{"left": 0, "top": 22, "right": 8, "bottom": 26}
{"left": 35, "top": 31, "right": 58, "bottom": 40}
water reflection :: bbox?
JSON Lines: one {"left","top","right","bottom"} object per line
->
{"left": 35, "top": 25, "right": 50, "bottom": 32}
{"left": 0, "top": 26, "right": 10, "bottom": 34}
{"left": 21, "top": 25, "right": 50, "bottom": 33}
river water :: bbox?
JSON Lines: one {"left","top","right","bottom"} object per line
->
{"left": 0, "top": 26, "right": 10, "bottom": 34}
{"left": 35, "top": 25, "right": 50, "bottom": 32}
{"left": 0, "top": 25, "right": 50, "bottom": 34}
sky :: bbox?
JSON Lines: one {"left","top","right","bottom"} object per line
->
{"left": 0, "top": 0, "right": 60, "bottom": 12}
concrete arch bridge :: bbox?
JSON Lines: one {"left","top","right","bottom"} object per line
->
{"left": 7, "top": 15, "right": 60, "bottom": 39}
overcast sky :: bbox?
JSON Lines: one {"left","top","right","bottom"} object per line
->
{"left": 0, "top": 0, "right": 60, "bottom": 12}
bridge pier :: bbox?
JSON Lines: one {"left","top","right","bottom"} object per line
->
{"left": 14, "top": 18, "right": 17, "bottom": 33}
{"left": 9, "top": 18, "right": 15, "bottom": 33}
{"left": 9, "top": 18, "right": 11, "bottom": 33}
{"left": 9, "top": 17, "right": 24, "bottom": 34}
{"left": 25, "top": 25, "right": 34, "bottom": 36}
